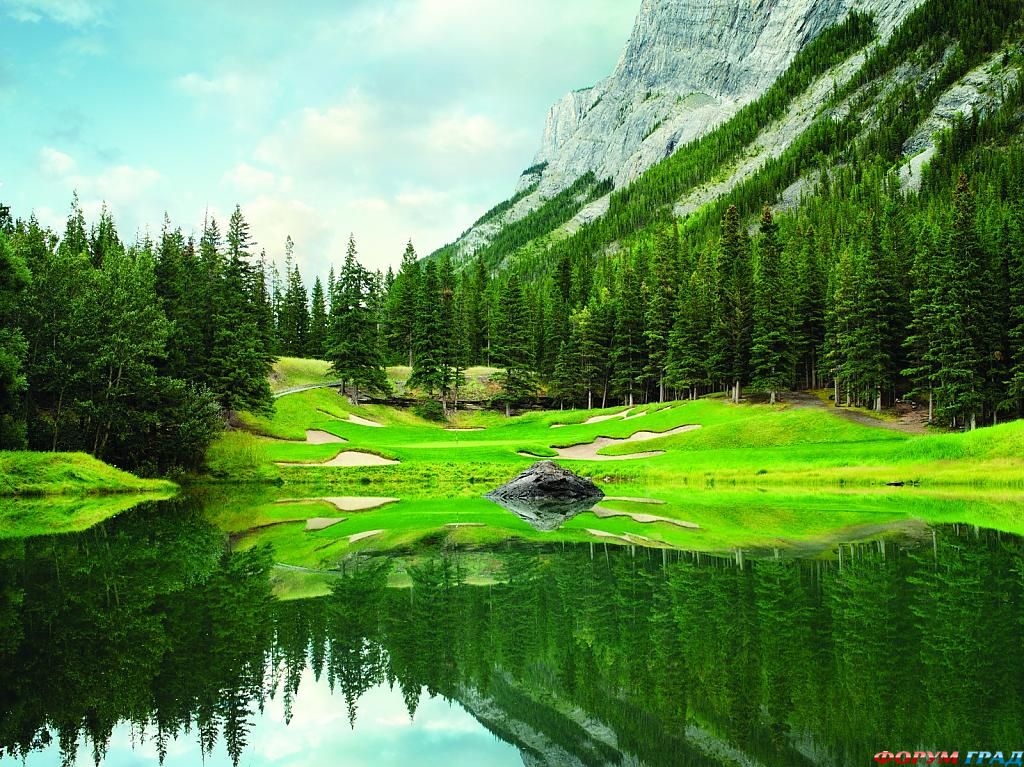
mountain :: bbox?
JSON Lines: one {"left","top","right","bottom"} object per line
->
{"left": 432, "top": 0, "right": 1018, "bottom": 271}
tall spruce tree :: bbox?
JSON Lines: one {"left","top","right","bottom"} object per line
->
{"left": 493, "top": 275, "right": 537, "bottom": 416}
{"left": 327, "top": 235, "right": 388, "bottom": 401}
{"left": 0, "top": 229, "right": 28, "bottom": 447}
{"left": 750, "top": 207, "right": 793, "bottom": 403}
{"left": 713, "top": 205, "right": 753, "bottom": 402}
{"left": 308, "top": 277, "right": 328, "bottom": 359}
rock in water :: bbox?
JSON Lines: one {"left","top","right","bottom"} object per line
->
{"left": 486, "top": 461, "right": 603, "bottom": 531}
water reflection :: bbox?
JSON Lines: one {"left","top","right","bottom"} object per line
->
{"left": 0, "top": 498, "right": 1020, "bottom": 766}
{"left": 485, "top": 495, "right": 598, "bottom": 530}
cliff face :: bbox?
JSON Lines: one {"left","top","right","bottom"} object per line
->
{"left": 524, "top": 0, "right": 923, "bottom": 194}
{"left": 440, "top": 0, "right": 927, "bottom": 263}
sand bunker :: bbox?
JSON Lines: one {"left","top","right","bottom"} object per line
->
{"left": 276, "top": 496, "right": 398, "bottom": 512}
{"left": 277, "top": 451, "right": 398, "bottom": 468}
{"left": 622, "top": 410, "right": 648, "bottom": 420}
{"left": 550, "top": 409, "right": 631, "bottom": 429}
{"left": 305, "top": 517, "right": 346, "bottom": 531}
{"left": 347, "top": 414, "right": 384, "bottom": 427}
{"left": 545, "top": 424, "right": 702, "bottom": 461}
{"left": 591, "top": 505, "right": 699, "bottom": 529}
{"left": 305, "top": 429, "right": 345, "bottom": 444}
{"left": 348, "top": 529, "right": 384, "bottom": 543}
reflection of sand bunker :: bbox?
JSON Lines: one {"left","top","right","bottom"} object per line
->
{"left": 445, "top": 427, "right": 485, "bottom": 432}
{"left": 585, "top": 528, "right": 656, "bottom": 544}
{"left": 349, "top": 529, "right": 383, "bottom": 543}
{"left": 542, "top": 424, "right": 702, "bottom": 461}
{"left": 347, "top": 414, "right": 384, "bottom": 427}
{"left": 446, "top": 522, "right": 486, "bottom": 528}
{"left": 604, "top": 496, "right": 665, "bottom": 504}
{"left": 277, "top": 451, "right": 398, "bottom": 467}
{"left": 591, "top": 505, "right": 699, "bottom": 529}
{"left": 305, "top": 517, "right": 345, "bottom": 531}
{"left": 277, "top": 496, "right": 398, "bottom": 511}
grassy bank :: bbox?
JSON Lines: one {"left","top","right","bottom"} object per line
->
{"left": 219, "top": 388, "right": 1024, "bottom": 492}
{"left": 201, "top": 382, "right": 1024, "bottom": 577}
{"left": 0, "top": 451, "right": 177, "bottom": 496}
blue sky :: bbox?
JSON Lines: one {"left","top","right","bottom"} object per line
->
{"left": 0, "top": 0, "right": 639, "bottom": 276}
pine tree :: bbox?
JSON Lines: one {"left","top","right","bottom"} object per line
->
{"left": 209, "top": 206, "right": 274, "bottom": 414}
{"left": 388, "top": 241, "right": 420, "bottom": 367}
{"left": 644, "top": 229, "right": 677, "bottom": 402}
{"left": 493, "top": 275, "right": 537, "bottom": 416}
{"left": 934, "top": 175, "right": 985, "bottom": 428}
{"left": 1008, "top": 204, "right": 1024, "bottom": 408}
{"left": 308, "top": 277, "right": 328, "bottom": 359}
{"left": 667, "top": 254, "right": 714, "bottom": 399}
{"left": 0, "top": 229, "right": 28, "bottom": 447}
{"left": 611, "top": 260, "right": 646, "bottom": 406}
{"left": 327, "top": 235, "right": 388, "bottom": 401}
{"left": 750, "top": 207, "right": 793, "bottom": 403}
{"left": 716, "top": 205, "right": 753, "bottom": 403}
{"left": 408, "top": 261, "right": 446, "bottom": 401}
{"left": 902, "top": 222, "right": 943, "bottom": 421}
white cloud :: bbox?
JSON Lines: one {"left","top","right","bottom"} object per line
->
{"left": 39, "top": 146, "right": 76, "bottom": 175}
{"left": 242, "top": 195, "right": 330, "bottom": 270}
{"left": 255, "top": 97, "right": 377, "bottom": 173}
{"left": 222, "top": 162, "right": 277, "bottom": 193}
{"left": 70, "top": 164, "right": 161, "bottom": 202}
{"left": 423, "top": 111, "right": 515, "bottom": 155}
{"left": 3, "top": 0, "right": 103, "bottom": 25}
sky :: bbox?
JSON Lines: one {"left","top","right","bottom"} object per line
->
{"left": 9, "top": 672, "right": 526, "bottom": 766}
{"left": 0, "top": 0, "right": 640, "bottom": 277}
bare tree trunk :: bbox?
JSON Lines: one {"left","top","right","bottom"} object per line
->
{"left": 51, "top": 388, "right": 65, "bottom": 452}
{"left": 587, "top": 388, "right": 593, "bottom": 410}
{"left": 970, "top": 412, "right": 976, "bottom": 431}
{"left": 928, "top": 388, "right": 933, "bottom": 422}
{"left": 770, "top": 390, "right": 776, "bottom": 405}
{"left": 505, "top": 401, "right": 511, "bottom": 418}
{"left": 834, "top": 376, "right": 838, "bottom": 408}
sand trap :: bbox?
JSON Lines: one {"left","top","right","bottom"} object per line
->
{"left": 550, "top": 423, "right": 565, "bottom": 428}
{"left": 347, "top": 414, "right": 384, "bottom": 427}
{"left": 276, "top": 496, "right": 398, "bottom": 512}
{"left": 548, "top": 424, "right": 701, "bottom": 461}
{"left": 348, "top": 529, "right": 383, "bottom": 543}
{"left": 305, "top": 517, "right": 346, "bottom": 531}
{"left": 582, "top": 409, "right": 630, "bottom": 425}
{"left": 446, "top": 522, "right": 486, "bottom": 528}
{"left": 591, "top": 506, "right": 699, "bottom": 529}
{"left": 623, "top": 410, "right": 648, "bottom": 420}
{"left": 305, "top": 429, "right": 346, "bottom": 444}
{"left": 277, "top": 451, "right": 399, "bottom": 468}
{"left": 604, "top": 496, "right": 666, "bottom": 505}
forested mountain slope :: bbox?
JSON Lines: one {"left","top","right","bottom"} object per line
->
{"left": 413, "top": 0, "right": 1024, "bottom": 429}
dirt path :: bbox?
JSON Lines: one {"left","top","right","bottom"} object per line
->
{"left": 272, "top": 381, "right": 345, "bottom": 398}
{"left": 786, "top": 392, "right": 929, "bottom": 435}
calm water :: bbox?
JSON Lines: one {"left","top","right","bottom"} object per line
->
{"left": 1, "top": 499, "right": 1020, "bottom": 766}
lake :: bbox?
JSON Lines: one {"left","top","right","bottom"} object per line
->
{"left": 0, "top": 496, "right": 1019, "bottom": 766}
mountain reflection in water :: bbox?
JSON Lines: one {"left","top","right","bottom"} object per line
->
{"left": 0, "top": 497, "right": 1020, "bottom": 766}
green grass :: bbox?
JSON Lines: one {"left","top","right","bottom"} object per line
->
{"left": 0, "top": 451, "right": 177, "bottom": 496}
{"left": 220, "top": 385, "right": 1024, "bottom": 492}
{"left": 198, "top": 366, "right": 1024, "bottom": 571}
{"left": 0, "top": 492, "right": 174, "bottom": 537}
{"left": 270, "top": 357, "right": 337, "bottom": 392}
